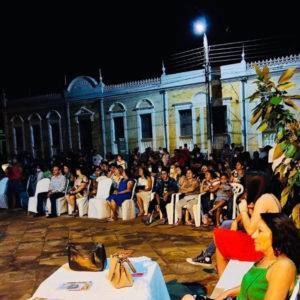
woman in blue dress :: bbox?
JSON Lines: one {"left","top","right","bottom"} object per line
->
{"left": 106, "top": 166, "right": 134, "bottom": 221}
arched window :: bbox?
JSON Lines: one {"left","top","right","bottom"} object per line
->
{"left": 75, "top": 107, "right": 95, "bottom": 151}
{"left": 28, "top": 113, "right": 43, "bottom": 158}
{"left": 10, "top": 115, "right": 25, "bottom": 154}
{"left": 108, "top": 102, "right": 128, "bottom": 154}
{"left": 46, "top": 110, "right": 63, "bottom": 157}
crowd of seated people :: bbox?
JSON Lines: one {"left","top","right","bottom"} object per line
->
{"left": 1, "top": 143, "right": 299, "bottom": 299}
{"left": 0, "top": 144, "right": 297, "bottom": 224}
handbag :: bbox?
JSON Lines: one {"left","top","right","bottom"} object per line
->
{"left": 67, "top": 243, "right": 107, "bottom": 272}
{"left": 108, "top": 253, "right": 136, "bottom": 289}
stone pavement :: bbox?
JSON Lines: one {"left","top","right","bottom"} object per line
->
{"left": 0, "top": 210, "right": 216, "bottom": 300}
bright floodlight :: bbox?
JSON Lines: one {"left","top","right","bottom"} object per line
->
{"left": 193, "top": 20, "right": 206, "bottom": 35}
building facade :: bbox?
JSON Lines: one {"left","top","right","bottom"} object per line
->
{"left": 2, "top": 54, "right": 300, "bottom": 160}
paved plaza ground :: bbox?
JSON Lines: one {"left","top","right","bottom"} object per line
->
{"left": 0, "top": 210, "right": 216, "bottom": 300}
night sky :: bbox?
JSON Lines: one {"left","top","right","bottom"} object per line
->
{"left": 1, "top": 0, "right": 299, "bottom": 98}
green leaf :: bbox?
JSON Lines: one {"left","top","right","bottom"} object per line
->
{"left": 258, "top": 122, "right": 268, "bottom": 132}
{"left": 277, "top": 127, "right": 285, "bottom": 140}
{"left": 285, "top": 144, "right": 297, "bottom": 158}
{"left": 271, "top": 96, "right": 282, "bottom": 105}
{"left": 279, "top": 141, "right": 289, "bottom": 151}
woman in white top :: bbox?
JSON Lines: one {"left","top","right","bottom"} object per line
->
{"left": 136, "top": 167, "right": 153, "bottom": 216}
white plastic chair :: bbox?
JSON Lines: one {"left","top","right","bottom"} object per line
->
{"left": 192, "top": 192, "right": 206, "bottom": 227}
{"left": 118, "top": 180, "right": 137, "bottom": 221}
{"left": 46, "top": 179, "right": 69, "bottom": 216}
{"left": 290, "top": 278, "right": 300, "bottom": 300}
{"left": 210, "top": 259, "right": 254, "bottom": 299}
{"left": 72, "top": 180, "right": 91, "bottom": 217}
{"left": 230, "top": 182, "right": 244, "bottom": 219}
{"left": 88, "top": 176, "right": 112, "bottom": 219}
{"left": 166, "top": 193, "right": 181, "bottom": 225}
{"left": 0, "top": 178, "right": 9, "bottom": 209}
{"left": 142, "top": 176, "right": 155, "bottom": 215}
{"left": 27, "top": 178, "right": 51, "bottom": 213}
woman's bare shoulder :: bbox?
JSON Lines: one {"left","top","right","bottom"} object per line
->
{"left": 270, "top": 257, "right": 296, "bottom": 275}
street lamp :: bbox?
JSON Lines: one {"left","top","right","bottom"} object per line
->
{"left": 193, "top": 19, "right": 213, "bottom": 155}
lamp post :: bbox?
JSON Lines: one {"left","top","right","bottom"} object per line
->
{"left": 193, "top": 20, "right": 213, "bottom": 155}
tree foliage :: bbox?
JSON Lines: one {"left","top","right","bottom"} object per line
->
{"left": 249, "top": 65, "right": 300, "bottom": 207}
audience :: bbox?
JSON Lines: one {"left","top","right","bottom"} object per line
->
{"left": 35, "top": 165, "right": 66, "bottom": 218}
{"left": 2, "top": 143, "right": 299, "bottom": 299}
{"left": 208, "top": 173, "right": 232, "bottom": 227}
{"left": 147, "top": 168, "right": 178, "bottom": 224}
{"left": 136, "top": 167, "right": 153, "bottom": 216}
{"left": 175, "top": 169, "right": 199, "bottom": 225}
{"left": 106, "top": 166, "right": 134, "bottom": 221}
{"left": 186, "top": 172, "right": 282, "bottom": 271}
{"left": 65, "top": 167, "right": 88, "bottom": 216}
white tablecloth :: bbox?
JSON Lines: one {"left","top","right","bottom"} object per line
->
{"left": 31, "top": 256, "right": 170, "bottom": 300}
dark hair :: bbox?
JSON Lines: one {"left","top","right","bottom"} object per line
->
{"left": 220, "top": 173, "right": 229, "bottom": 178}
{"left": 63, "top": 164, "right": 71, "bottom": 170}
{"left": 138, "top": 166, "right": 150, "bottom": 178}
{"left": 205, "top": 170, "right": 215, "bottom": 179}
{"left": 123, "top": 167, "right": 132, "bottom": 179}
{"left": 236, "top": 160, "right": 245, "bottom": 167}
{"left": 185, "top": 168, "right": 194, "bottom": 175}
{"left": 245, "top": 172, "right": 267, "bottom": 204}
{"left": 161, "top": 166, "right": 170, "bottom": 174}
{"left": 52, "top": 165, "right": 61, "bottom": 171}
{"left": 261, "top": 213, "right": 300, "bottom": 269}
{"left": 116, "top": 165, "right": 124, "bottom": 173}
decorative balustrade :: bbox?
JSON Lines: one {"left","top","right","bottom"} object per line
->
{"left": 105, "top": 77, "right": 161, "bottom": 91}
{"left": 247, "top": 54, "right": 300, "bottom": 69}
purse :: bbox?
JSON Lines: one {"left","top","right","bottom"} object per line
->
{"left": 67, "top": 243, "right": 107, "bottom": 272}
{"left": 108, "top": 253, "right": 136, "bottom": 289}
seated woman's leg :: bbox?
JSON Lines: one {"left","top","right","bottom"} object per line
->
{"left": 216, "top": 245, "right": 228, "bottom": 276}
{"left": 186, "top": 198, "right": 198, "bottom": 222}
{"left": 66, "top": 194, "right": 76, "bottom": 213}
{"left": 209, "top": 200, "right": 226, "bottom": 227}
{"left": 106, "top": 200, "right": 113, "bottom": 218}
{"left": 110, "top": 200, "right": 118, "bottom": 220}
{"left": 136, "top": 193, "right": 144, "bottom": 216}
{"left": 175, "top": 198, "right": 188, "bottom": 223}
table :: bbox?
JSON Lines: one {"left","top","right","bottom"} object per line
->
{"left": 30, "top": 256, "right": 170, "bottom": 300}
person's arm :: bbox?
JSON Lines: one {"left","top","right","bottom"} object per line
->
{"left": 239, "top": 195, "right": 269, "bottom": 235}
{"left": 239, "top": 195, "right": 267, "bottom": 235}
{"left": 201, "top": 180, "right": 209, "bottom": 193}
{"left": 210, "top": 182, "right": 221, "bottom": 193}
{"left": 264, "top": 260, "right": 296, "bottom": 300}
{"left": 215, "top": 286, "right": 241, "bottom": 300}
{"left": 117, "top": 181, "right": 134, "bottom": 194}
{"left": 183, "top": 180, "right": 200, "bottom": 195}
{"left": 145, "top": 177, "right": 152, "bottom": 191}
{"left": 74, "top": 177, "right": 88, "bottom": 193}
{"left": 230, "top": 214, "right": 242, "bottom": 230}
